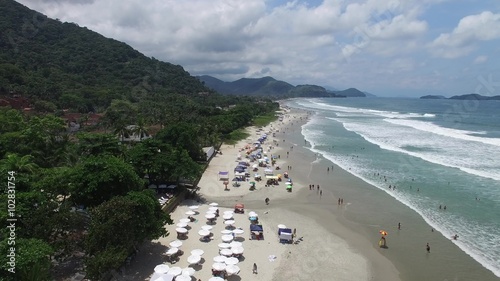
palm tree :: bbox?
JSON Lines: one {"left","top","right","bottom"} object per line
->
{"left": 113, "top": 123, "right": 131, "bottom": 143}
{"left": 0, "top": 153, "right": 39, "bottom": 174}
{"left": 131, "top": 118, "right": 149, "bottom": 141}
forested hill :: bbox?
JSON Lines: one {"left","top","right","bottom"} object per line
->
{"left": 197, "top": 75, "right": 367, "bottom": 98}
{"left": 0, "top": 0, "right": 209, "bottom": 111}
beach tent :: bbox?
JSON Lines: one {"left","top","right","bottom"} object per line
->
{"left": 218, "top": 171, "right": 229, "bottom": 180}
{"left": 264, "top": 168, "right": 273, "bottom": 175}
{"left": 250, "top": 224, "right": 264, "bottom": 240}
{"left": 278, "top": 228, "right": 293, "bottom": 243}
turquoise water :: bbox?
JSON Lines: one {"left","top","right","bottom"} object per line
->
{"left": 285, "top": 97, "right": 500, "bottom": 278}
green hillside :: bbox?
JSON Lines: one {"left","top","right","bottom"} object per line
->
{"left": 197, "top": 75, "right": 352, "bottom": 98}
{"left": 0, "top": 0, "right": 211, "bottom": 111}
{"left": 0, "top": 2, "right": 279, "bottom": 280}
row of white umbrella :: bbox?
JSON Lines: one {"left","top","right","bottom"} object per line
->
{"left": 152, "top": 264, "right": 195, "bottom": 281}
{"left": 158, "top": 202, "right": 244, "bottom": 281}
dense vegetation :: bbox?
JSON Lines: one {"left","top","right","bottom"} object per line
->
{"left": 0, "top": 1, "right": 279, "bottom": 280}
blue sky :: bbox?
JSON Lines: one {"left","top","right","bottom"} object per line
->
{"left": 18, "top": 0, "right": 500, "bottom": 97}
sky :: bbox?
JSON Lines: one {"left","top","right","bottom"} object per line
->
{"left": 16, "top": 0, "right": 500, "bottom": 97}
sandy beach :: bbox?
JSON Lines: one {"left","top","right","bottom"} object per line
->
{"left": 123, "top": 107, "right": 401, "bottom": 281}
{"left": 123, "top": 104, "right": 499, "bottom": 281}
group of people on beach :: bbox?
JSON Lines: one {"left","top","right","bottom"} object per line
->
{"left": 308, "top": 184, "right": 319, "bottom": 190}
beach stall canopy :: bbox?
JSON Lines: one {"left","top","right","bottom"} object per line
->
{"left": 250, "top": 224, "right": 263, "bottom": 232}
{"left": 278, "top": 228, "right": 293, "bottom": 243}
{"left": 218, "top": 171, "right": 229, "bottom": 180}
{"left": 264, "top": 168, "right": 274, "bottom": 175}
{"left": 234, "top": 172, "right": 246, "bottom": 177}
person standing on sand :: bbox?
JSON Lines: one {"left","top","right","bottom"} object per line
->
{"left": 426, "top": 243, "right": 430, "bottom": 253}
{"left": 320, "top": 190, "right": 322, "bottom": 198}
{"left": 253, "top": 263, "right": 258, "bottom": 274}
{"left": 398, "top": 222, "right": 401, "bottom": 230}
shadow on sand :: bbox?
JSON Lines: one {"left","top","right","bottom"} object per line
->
{"left": 120, "top": 241, "right": 168, "bottom": 280}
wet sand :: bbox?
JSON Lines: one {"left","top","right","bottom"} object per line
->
{"left": 280, "top": 107, "right": 499, "bottom": 281}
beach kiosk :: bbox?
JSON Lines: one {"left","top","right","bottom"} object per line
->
{"left": 250, "top": 224, "right": 264, "bottom": 240}
{"left": 218, "top": 171, "right": 229, "bottom": 181}
{"left": 278, "top": 228, "right": 293, "bottom": 244}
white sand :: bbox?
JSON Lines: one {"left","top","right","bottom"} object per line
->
{"left": 124, "top": 107, "right": 400, "bottom": 281}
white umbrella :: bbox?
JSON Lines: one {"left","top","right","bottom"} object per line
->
{"left": 181, "top": 267, "right": 195, "bottom": 276}
{"left": 185, "top": 211, "right": 196, "bottom": 216}
{"left": 153, "top": 274, "right": 174, "bottom": 281}
{"left": 223, "top": 210, "right": 234, "bottom": 215}
{"left": 198, "top": 229, "right": 210, "bottom": 237}
{"left": 232, "top": 229, "right": 244, "bottom": 235}
{"left": 252, "top": 164, "right": 258, "bottom": 168}
{"left": 224, "top": 220, "right": 235, "bottom": 226}
{"left": 231, "top": 246, "right": 244, "bottom": 255}
{"left": 248, "top": 211, "right": 257, "bottom": 217}
{"left": 218, "top": 243, "right": 231, "bottom": 249}
{"left": 187, "top": 255, "right": 201, "bottom": 265}
{"left": 154, "top": 264, "right": 170, "bottom": 274}
{"left": 189, "top": 205, "right": 199, "bottom": 210}
{"left": 191, "top": 249, "right": 204, "bottom": 256}
{"left": 225, "top": 265, "right": 241, "bottom": 275}
{"left": 229, "top": 241, "right": 242, "bottom": 248}
{"left": 169, "top": 240, "right": 183, "bottom": 248}
{"left": 209, "top": 202, "right": 219, "bottom": 206}
{"left": 167, "top": 266, "right": 182, "bottom": 276}
{"left": 165, "top": 247, "right": 178, "bottom": 256}
{"left": 220, "top": 248, "right": 233, "bottom": 257}
{"left": 175, "top": 275, "right": 191, "bottom": 281}
{"left": 225, "top": 257, "right": 239, "bottom": 265}
{"left": 213, "top": 256, "right": 227, "bottom": 263}
{"left": 209, "top": 206, "right": 219, "bottom": 211}
{"left": 278, "top": 224, "right": 287, "bottom": 229}
{"left": 176, "top": 222, "right": 188, "bottom": 228}
{"left": 206, "top": 210, "right": 216, "bottom": 214}
{"left": 208, "top": 277, "right": 224, "bottom": 281}
{"left": 212, "top": 263, "right": 226, "bottom": 271}
{"left": 176, "top": 227, "right": 188, "bottom": 234}
{"left": 205, "top": 214, "right": 215, "bottom": 219}
{"left": 179, "top": 218, "right": 191, "bottom": 224}
{"left": 222, "top": 214, "right": 233, "bottom": 220}
{"left": 221, "top": 230, "right": 232, "bottom": 235}
{"left": 201, "top": 225, "right": 213, "bottom": 231}
{"left": 221, "top": 235, "right": 233, "bottom": 243}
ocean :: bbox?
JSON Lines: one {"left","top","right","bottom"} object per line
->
{"left": 285, "top": 97, "right": 500, "bottom": 278}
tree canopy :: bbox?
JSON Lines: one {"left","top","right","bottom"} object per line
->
{"left": 0, "top": 1, "right": 280, "bottom": 279}
{"left": 68, "top": 155, "right": 144, "bottom": 207}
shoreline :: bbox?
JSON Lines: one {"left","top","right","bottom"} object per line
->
{"left": 125, "top": 104, "right": 498, "bottom": 281}
{"left": 281, "top": 105, "right": 499, "bottom": 281}
{"left": 194, "top": 108, "right": 401, "bottom": 281}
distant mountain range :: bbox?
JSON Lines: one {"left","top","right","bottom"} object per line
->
{"left": 421, "top": 94, "right": 500, "bottom": 100}
{"left": 197, "top": 75, "right": 369, "bottom": 98}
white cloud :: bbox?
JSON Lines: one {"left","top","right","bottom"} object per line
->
{"left": 473, "top": 55, "right": 488, "bottom": 64}
{"left": 14, "top": 0, "right": 499, "bottom": 96}
{"left": 429, "top": 11, "right": 500, "bottom": 58}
